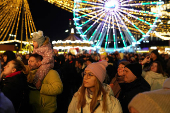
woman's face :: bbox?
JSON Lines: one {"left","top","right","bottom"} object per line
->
{"left": 3, "top": 61, "right": 16, "bottom": 75}
{"left": 118, "top": 64, "right": 125, "bottom": 76}
{"left": 3, "top": 55, "right": 7, "bottom": 62}
{"left": 150, "top": 63, "right": 158, "bottom": 73}
{"left": 106, "top": 57, "right": 109, "bottom": 62}
{"left": 94, "top": 56, "right": 98, "bottom": 61}
{"left": 83, "top": 70, "right": 96, "bottom": 91}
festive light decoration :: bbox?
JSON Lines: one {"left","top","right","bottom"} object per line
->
{"left": 73, "top": 0, "right": 163, "bottom": 51}
{"left": 0, "top": 0, "right": 36, "bottom": 49}
{"left": 154, "top": 31, "right": 170, "bottom": 40}
{"left": 45, "top": 0, "right": 74, "bottom": 13}
{"left": 151, "top": 3, "right": 170, "bottom": 16}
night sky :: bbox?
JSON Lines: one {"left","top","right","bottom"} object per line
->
{"left": 28, "top": 0, "right": 73, "bottom": 41}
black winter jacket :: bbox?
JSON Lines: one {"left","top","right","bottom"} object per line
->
{"left": 118, "top": 77, "right": 150, "bottom": 113}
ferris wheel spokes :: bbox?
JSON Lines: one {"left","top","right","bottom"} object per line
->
{"left": 81, "top": 12, "right": 106, "bottom": 36}
{"left": 97, "top": 0, "right": 104, "bottom": 3}
{"left": 115, "top": 11, "right": 136, "bottom": 44}
{"left": 111, "top": 15, "right": 117, "bottom": 50}
{"left": 121, "top": 1, "right": 164, "bottom": 7}
{"left": 74, "top": 6, "right": 103, "bottom": 12}
{"left": 119, "top": 10, "right": 152, "bottom": 26}
{"left": 105, "top": 15, "right": 111, "bottom": 49}
{"left": 114, "top": 13, "right": 127, "bottom": 48}
{"left": 77, "top": 9, "right": 103, "bottom": 19}
{"left": 78, "top": 10, "right": 105, "bottom": 27}
{"left": 88, "top": 23, "right": 102, "bottom": 41}
{"left": 118, "top": 11, "right": 146, "bottom": 36}
{"left": 80, "top": 1, "right": 103, "bottom": 6}
{"left": 121, "top": 0, "right": 133, "bottom": 5}
{"left": 96, "top": 14, "right": 110, "bottom": 46}
{"left": 121, "top": 7, "right": 158, "bottom": 16}
{"left": 73, "top": 0, "right": 162, "bottom": 51}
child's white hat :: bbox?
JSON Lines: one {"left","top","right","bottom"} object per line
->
{"left": 32, "top": 30, "right": 45, "bottom": 47}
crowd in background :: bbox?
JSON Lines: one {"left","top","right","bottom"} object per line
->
{"left": 0, "top": 30, "right": 170, "bottom": 113}
{"left": 0, "top": 49, "right": 170, "bottom": 113}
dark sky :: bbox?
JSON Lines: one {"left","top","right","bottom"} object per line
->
{"left": 28, "top": 0, "right": 73, "bottom": 41}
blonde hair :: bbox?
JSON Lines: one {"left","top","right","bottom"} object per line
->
{"left": 77, "top": 77, "right": 107, "bottom": 112}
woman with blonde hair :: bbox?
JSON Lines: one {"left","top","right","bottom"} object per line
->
{"left": 68, "top": 61, "right": 122, "bottom": 113}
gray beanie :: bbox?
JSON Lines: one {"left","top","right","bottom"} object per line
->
{"left": 32, "top": 30, "right": 45, "bottom": 47}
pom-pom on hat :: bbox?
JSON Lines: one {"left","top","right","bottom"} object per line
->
{"left": 32, "top": 30, "right": 45, "bottom": 47}
{"left": 125, "top": 63, "right": 142, "bottom": 78}
{"left": 85, "top": 60, "right": 108, "bottom": 83}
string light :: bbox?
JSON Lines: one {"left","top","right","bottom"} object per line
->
{"left": 0, "top": 0, "right": 36, "bottom": 45}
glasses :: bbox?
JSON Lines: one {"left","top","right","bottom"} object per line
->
{"left": 83, "top": 72, "right": 94, "bottom": 79}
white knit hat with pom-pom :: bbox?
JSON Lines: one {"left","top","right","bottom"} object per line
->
{"left": 32, "top": 30, "right": 45, "bottom": 47}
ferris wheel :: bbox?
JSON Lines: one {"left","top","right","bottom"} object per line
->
{"left": 73, "top": 0, "right": 163, "bottom": 52}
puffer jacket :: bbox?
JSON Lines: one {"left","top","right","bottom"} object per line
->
{"left": 68, "top": 84, "right": 122, "bottom": 113}
{"left": 29, "top": 69, "right": 63, "bottom": 113}
{"left": 33, "top": 37, "right": 54, "bottom": 65}
{"left": 144, "top": 71, "right": 167, "bottom": 90}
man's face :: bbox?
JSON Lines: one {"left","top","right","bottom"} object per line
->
{"left": 124, "top": 67, "right": 137, "bottom": 83}
{"left": 150, "top": 53, "right": 157, "bottom": 60}
{"left": 28, "top": 57, "right": 41, "bottom": 70}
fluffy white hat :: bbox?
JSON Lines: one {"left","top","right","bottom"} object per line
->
{"left": 32, "top": 30, "right": 45, "bottom": 47}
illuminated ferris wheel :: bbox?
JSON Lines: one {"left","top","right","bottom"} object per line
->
{"left": 73, "top": 0, "right": 163, "bottom": 51}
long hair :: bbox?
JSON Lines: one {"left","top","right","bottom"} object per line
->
{"left": 77, "top": 77, "right": 107, "bottom": 112}
{"left": 149, "top": 61, "right": 164, "bottom": 75}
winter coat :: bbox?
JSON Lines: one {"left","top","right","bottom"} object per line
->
{"left": 32, "top": 37, "right": 54, "bottom": 66}
{"left": 118, "top": 77, "right": 150, "bottom": 113}
{"left": 68, "top": 84, "right": 122, "bottom": 113}
{"left": 0, "top": 71, "right": 28, "bottom": 113}
{"left": 144, "top": 71, "right": 167, "bottom": 90}
{"left": 32, "top": 37, "right": 55, "bottom": 83}
{"left": 29, "top": 69, "right": 63, "bottom": 113}
{"left": 0, "top": 91, "right": 15, "bottom": 113}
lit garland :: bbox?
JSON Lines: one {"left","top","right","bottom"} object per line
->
{"left": 151, "top": 3, "right": 170, "bottom": 16}
{"left": 0, "top": 0, "right": 36, "bottom": 44}
{"left": 45, "top": 0, "right": 74, "bottom": 13}
{"left": 154, "top": 31, "right": 170, "bottom": 40}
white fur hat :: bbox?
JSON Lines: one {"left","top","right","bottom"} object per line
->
{"left": 32, "top": 30, "right": 45, "bottom": 47}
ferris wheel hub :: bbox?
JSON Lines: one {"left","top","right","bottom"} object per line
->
{"left": 104, "top": 0, "right": 120, "bottom": 11}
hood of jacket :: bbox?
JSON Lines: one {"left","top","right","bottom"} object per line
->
{"left": 145, "top": 71, "right": 167, "bottom": 79}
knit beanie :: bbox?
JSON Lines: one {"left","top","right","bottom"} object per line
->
{"left": 163, "top": 78, "right": 170, "bottom": 89}
{"left": 151, "top": 49, "right": 159, "bottom": 57}
{"left": 85, "top": 60, "right": 108, "bottom": 83}
{"left": 32, "top": 30, "right": 45, "bottom": 47}
{"left": 125, "top": 63, "right": 142, "bottom": 78}
{"left": 128, "top": 89, "right": 170, "bottom": 113}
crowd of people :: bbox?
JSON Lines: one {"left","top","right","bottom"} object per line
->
{"left": 0, "top": 30, "right": 170, "bottom": 113}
